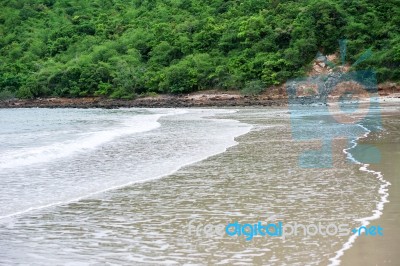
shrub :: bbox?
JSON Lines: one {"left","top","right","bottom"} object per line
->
{"left": 0, "top": 90, "right": 15, "bottom": 101}
{"left": 16, "top": 87, "right": 34, "bottom": 99}
{"left": 241, "top": 80, "right": 265, "bottom": 96}
{"left": 110, "top": 88, "right": 136, "bottom": 100}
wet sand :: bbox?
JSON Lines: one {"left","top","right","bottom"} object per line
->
{"left": 342, "top": 104, "right": 400, "bottom": 266}
{"left": 0, "top": 107, "right": 389, "bottom": 265}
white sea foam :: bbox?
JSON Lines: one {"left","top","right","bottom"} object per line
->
{"left": 0, "top": 108, "right": 252, "bottom": 221}
{"left": 328, "top": 124, "right": 390, "bottom": 266}
{"left": 0, "top": 110, "right": 187, "bottom": 170}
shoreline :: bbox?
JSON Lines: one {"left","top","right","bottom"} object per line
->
{"left": 330, "top": 116, "right": 392, "bottom": 265}
{"left": 0, "top": 106, "right": 399, "bottom": 264}
{"left": 0, "top": 93, "right": 287, "bottom": 109}
{"left": 0, "top": 90, "right": 399, "bottom": 109}
{"left": 341, "top": 107, "right": 400, "bottom": 265}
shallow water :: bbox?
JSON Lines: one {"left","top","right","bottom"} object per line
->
{"left": 342, "top": 106, "right": 400, "bottom": 265}
{"left": 0, "top": 107, "right": 391, "bottom": 265}
{"left": 0, "top": 108, "right": 250, "bottom": 219}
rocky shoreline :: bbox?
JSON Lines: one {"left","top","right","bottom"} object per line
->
{"left": 0, "top": 94, "right": 287, "bottom": 109}
{"left": 0, "top": 82, "right": 399, "bottom": 109}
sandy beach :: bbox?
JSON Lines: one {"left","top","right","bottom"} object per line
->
{"left": 0, "top": 100, "right": 398, "bottom": 265}
{"left": 341, "top": 103, "right": 400, "bottom": 265}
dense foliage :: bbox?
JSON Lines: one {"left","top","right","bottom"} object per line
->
{"left": 0, "top": 0, "right": 399, "bottom": 99}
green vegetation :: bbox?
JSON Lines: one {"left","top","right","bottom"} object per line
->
{"left": 0, "top": 0, "right": 399, "bottom": 98}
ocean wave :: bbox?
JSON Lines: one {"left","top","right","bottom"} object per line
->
{"left": 0, "top": 111, "right": 183, "bottom": 170}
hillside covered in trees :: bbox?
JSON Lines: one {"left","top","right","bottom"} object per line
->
{"left": 0, "top": 0, "right": 399, "bottom": 99}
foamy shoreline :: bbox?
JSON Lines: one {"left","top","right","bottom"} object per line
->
{"left": 330, "top": 104, "right": 399, "bottom": 265}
